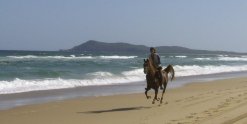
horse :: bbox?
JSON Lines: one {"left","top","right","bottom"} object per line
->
{"left": 143, "top": 59, "right": 175, "bottom": 104}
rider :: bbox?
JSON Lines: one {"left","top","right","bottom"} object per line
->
{"left": 149, "top": 47, "right": 163, "bottom": 90}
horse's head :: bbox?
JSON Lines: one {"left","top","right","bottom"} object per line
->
{"left": 143, "top": 59, "right": 149, "bottom": 74}
{"left": 143, "top": 58, "right": 156, "bottom": 76}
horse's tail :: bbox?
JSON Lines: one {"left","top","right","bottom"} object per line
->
{"left": 164, "top": 65, "right": 175, "bottom": 81}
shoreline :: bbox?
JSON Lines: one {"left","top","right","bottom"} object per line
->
{"left": 1, "top": 71, "right": 247, "bottom": 110}
{"left": 1, "top": 76, "right": 247, "bottom": 123}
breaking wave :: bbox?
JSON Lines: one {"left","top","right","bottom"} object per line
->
{"left": 1, "top": 64, "right": 247, "bottom": 94}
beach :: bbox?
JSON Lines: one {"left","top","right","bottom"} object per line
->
{"left": 1, "top": 77, "right": 247, "bottom": 124}
{"left": 1, "top": 1, "right": 247, "bottom": 123}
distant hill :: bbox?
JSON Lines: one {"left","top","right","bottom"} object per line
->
{"left": 65, "top": 40, "right": 147, "bottom": 53}
{"left": 62, "top": 40, "right": 246, "bottom": 55}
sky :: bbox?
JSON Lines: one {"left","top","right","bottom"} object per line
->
{"left": 0, "top": 0, "right": 247, "bottom": 52}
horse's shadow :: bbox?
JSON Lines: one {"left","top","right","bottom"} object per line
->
{"left": 79, "top": 106, "right": 151, "bottom": 114}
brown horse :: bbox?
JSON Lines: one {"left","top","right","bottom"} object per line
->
{"left": 143, "top": 59, "right": 175, "bottom": 104}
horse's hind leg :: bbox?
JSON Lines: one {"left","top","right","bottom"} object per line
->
{"left": 145, "top": 88, "right": 151, "bottom": 99}
{"left": 160, "top": 82, "right": 168, "bottom": 104}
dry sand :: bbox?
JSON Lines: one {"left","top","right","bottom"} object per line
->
{"left": 1, "top": 77, "right": 247, "bottom": 124}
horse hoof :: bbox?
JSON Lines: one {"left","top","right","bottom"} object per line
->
{"left": 152, "top": 101, "right": 155, "bottom": 104}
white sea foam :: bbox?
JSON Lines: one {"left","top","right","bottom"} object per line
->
{"left": 0, "top": 70, "right": 145, "bottom": 94}
{"left": 7, "top": 55, "right": 93, "bottom": 59}
{"left": 194, "top": 56, "right": 247, "bottom": 61}
{"left": 194, "top": 58, "right": 212, "bottom": 60}
{"left": 175, "top": 56, "right": 187, "bottom": 58}
{"left": 7, "top": 55, "right": 38, "bottom": 59}
{"left": 99, "top": 56, "right": 137, "bottom": 59}
{"left": 122, "top": 68, "right": 143, "bottom": 76}
{"left": 7, "top": 55, "right": 137, "bottom": 60}
{"left": 174, "top": 65, "right": 247, "bottom": 77}
{"left": 217, "top": 55, "right": 228, "bottom": 57}
{"left": 1, "top": 65, "right": 247, "bottom": 94}
{"left": 70, "top": 55, "right": 76, "bottom": 58}
{"left": 87, "top": 71, "right": 114, "bottom": 77}
{"left": 217, "top": 57, "right": 247, "bottom": 61}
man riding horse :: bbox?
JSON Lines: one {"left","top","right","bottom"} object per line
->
{"left": 148, "top": 47, "right": 163, "bottom": 90}
{"left": 143, "top": 48, "right": 175, "bottom": 104}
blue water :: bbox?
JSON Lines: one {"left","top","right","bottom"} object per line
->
{"left": 0, "top": 50, "right": 247, "bottom": 94}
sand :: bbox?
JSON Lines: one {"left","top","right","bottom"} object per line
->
{"left": 1, "top": 77, "right": 247, "bottom": 124}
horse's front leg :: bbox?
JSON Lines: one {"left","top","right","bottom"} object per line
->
{"left": 152, "top": 89, "right": 160, "bottom": 104}
{"left": 145, "top": 88, "right": 151, "bottom": 99}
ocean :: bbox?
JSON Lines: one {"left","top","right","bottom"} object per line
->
{"left": 0, "top": 50, "right": 247, "bottom": 109}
